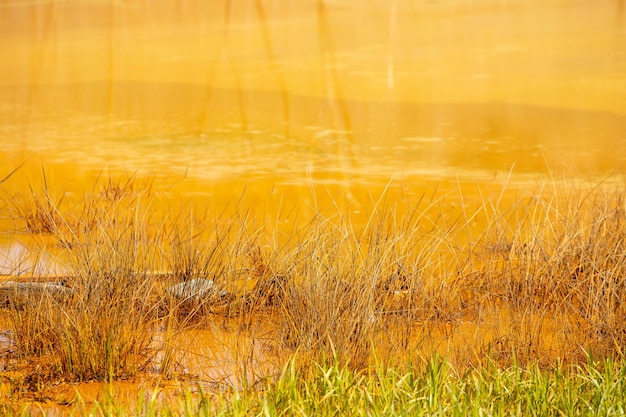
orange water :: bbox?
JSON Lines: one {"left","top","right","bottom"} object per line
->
{"left": 0, "top": 0, "right": 625, "bottom": 191}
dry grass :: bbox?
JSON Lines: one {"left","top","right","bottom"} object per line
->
{"left": 1, "top": 174, "right": 626, "bottom": 389}
{"left": 7, "top": 189, "right": 160, "bottom": 381}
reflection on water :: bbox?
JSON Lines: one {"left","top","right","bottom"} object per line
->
{"left": 0, "top": 0, "right": 625, "bottom": 197}
{"left": 0, "top": 241, "right": 67, "bottom": 277}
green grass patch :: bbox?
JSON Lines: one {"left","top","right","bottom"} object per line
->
{"left": 4, "top": 354, "right": 626, "bottom": 416}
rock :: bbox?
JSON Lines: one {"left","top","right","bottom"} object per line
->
{"left": 165, "top": 278, "right": 227, "bottom": 301}
{"left": 0, "top": 281, "right": 71, "bottom": 306}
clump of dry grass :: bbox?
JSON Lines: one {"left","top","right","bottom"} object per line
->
{"left": 253, "top": 193, "right": 463, "bottom": 368}
{"left": 456, "top": 179, "right": 626, "bottom": 366}
{"left": 8, "top": 192, "right": 161, "bottom": 381}
{"left": 8, "top": 178, "right": 66, "bottom": 235}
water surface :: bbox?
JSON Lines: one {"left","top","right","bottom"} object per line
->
{"left": 0, "top": 0, "right": 624, "bottom": 197}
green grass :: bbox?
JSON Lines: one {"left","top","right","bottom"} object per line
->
{"left": 255, "top": 355, "right": 626, "bottom": 417}
{"left": 4, "top": 354, "right": 626, "bottom": 416}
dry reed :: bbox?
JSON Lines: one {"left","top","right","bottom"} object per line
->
{"left": 1, "top": 174, "right": 626, "bottom": 387}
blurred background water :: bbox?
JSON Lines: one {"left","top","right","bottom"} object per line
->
{"left": 0, "top": 0, "right": 624, "bottom": 205}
